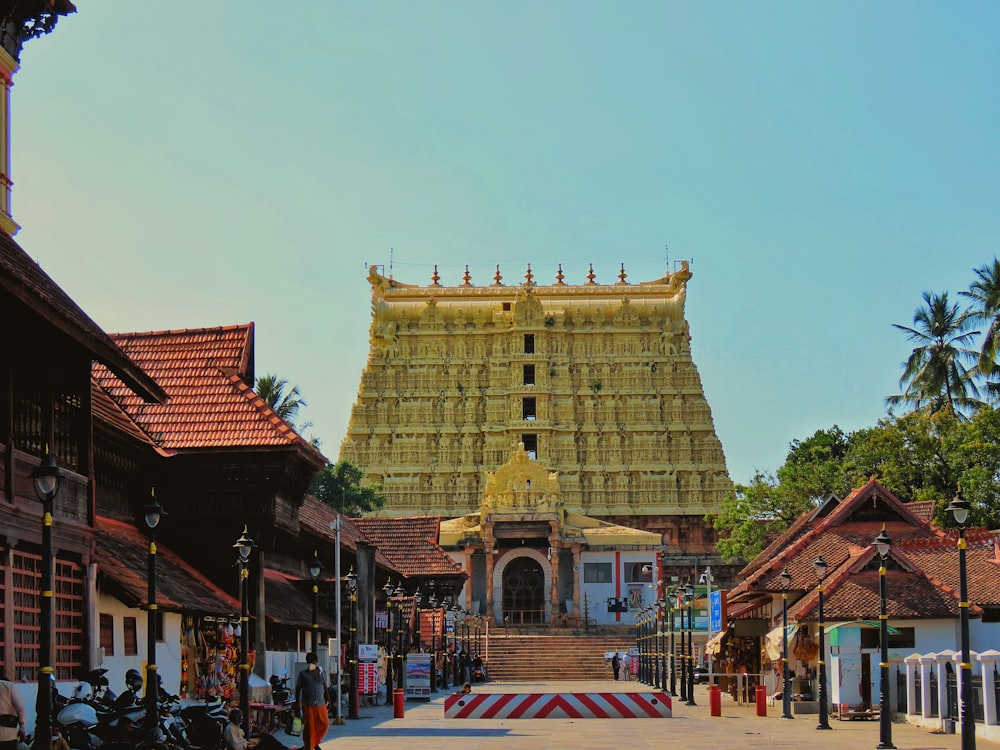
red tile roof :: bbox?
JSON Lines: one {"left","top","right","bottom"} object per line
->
{"left": 728, "top": 478, "right": 999, "bottom": 625}
{"left": 94, "top": 517, "right": 241, "bottom": 616}
{"left": 352, "top": 517, "right": 466, "bottom": 580}
{"left": 297, "top": 497, "right": 397, "bottom": 572}
{"left": 262, "top": 568, "right": 338, "bottom": 630}
{"left": 92, "top": 324, "right": 323, "bottom": 460}
{"left": 0, "top": 232, "right": 164, "bottom": 403}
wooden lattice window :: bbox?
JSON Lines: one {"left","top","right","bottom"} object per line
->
{"left": 12, "top": 549, "right": 41, "bottom": 682}
{"left": 11, "top": 549, "right": 84, "bottom": 681}
{"left": 53, "top": 391, "right": 84, "bottom": 473}
{"left": 53, "top": 557, "right": 84, "bottom": 679}
{"left": 12, "top": 393, "right": 44, "bottom": 458}
{"left": 0, "top": 554, "right": 5, "bottom": 677}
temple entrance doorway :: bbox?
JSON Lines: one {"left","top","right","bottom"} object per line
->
{"left": 502, "top": 555, "right": 546, "bottom": 625}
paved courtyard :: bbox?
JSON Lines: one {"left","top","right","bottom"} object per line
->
{"left": 266, "top": 680, "right": 989, "bottom": 750}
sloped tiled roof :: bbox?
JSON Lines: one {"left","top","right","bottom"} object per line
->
{"left": 729, "top": 478, "right": 999, "bottom": 625}
{"left": 93, "top": 517, "right": 241, "bottom": 616}
{"left": 297, "top": 497, "right": 396, "bottom": 572}
{"left": 262, "top": 568, "right": 338, "bottom": 630}
{"left": 91, "top": 378, "right": 159, "bottom": 449}
{"left": 0, "top": 232, "right": 164, "bottom": 403}
{"left": 92, "top": 325, "right": 323, "bottom": 460}
{"left": 352, "top": 517, "right": 466, "bottom": 579}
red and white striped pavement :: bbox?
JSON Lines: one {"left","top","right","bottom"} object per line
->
{"left": 444, "top": 692, "right": 672, "bottom": 719}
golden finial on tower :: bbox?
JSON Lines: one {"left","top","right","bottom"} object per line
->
{"left": 493, "top": 265, "right": 503, "bottom": 286}
{"left": 524, "top": 264, "right": 534, "bottom": 285}
{"left": 586, "top": 263, "right": 596, "bottom": 284}
{"left": 430, "top": 265, "right": 441, "bottom": 286}
{"left": 618, "top": 263, "right": 628, "bottom": 284}
{"left": 555, "top": 264, "right": 565, "bottom": 285}
{"left": 462, "top": 264, "right": 472, "bottom": 286}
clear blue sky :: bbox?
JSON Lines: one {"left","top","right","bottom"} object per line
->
{"left": 11, "top": 2, "right": 1000, "bottom": 484}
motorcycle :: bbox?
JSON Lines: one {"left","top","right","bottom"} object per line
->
{"left": 471, "top": 656, "right": 488, "bottom": 683}
{"left": 177, "top": 697, "right": 228, "bottom": 749}
{"left": 269, "top": 671, "right": 296, "bottom": 732}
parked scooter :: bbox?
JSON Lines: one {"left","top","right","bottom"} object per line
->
{"left": 177, "top": 697, "right": 228, "bottom": 749}
{"left": 269, "top": 670, "right": 296, "bottom": 732}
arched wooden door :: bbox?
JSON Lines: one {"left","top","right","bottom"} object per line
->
{"left": 502, "top": 555, "right": 545, "bottom": 625}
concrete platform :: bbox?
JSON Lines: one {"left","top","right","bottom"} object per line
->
{"left": 261, "top": 681, "right": 989, "bottom": 750}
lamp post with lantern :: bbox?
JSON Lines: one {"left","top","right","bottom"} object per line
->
{"left": 428, "top": 593, "right": 439, "bottom": 692}
{"left": 947, "top": 491, "right": 976, "bottom": 750}
{"left": 309, "top": 552, "right": 323, "bottom": 652}
{"left": 394, "top": 582, "right": 405, "bottom": 692}
{"left": 144, "top": 491, "right": 165, "bottom": 731}
{"left": 346, "top": 567, "right": 359, "bottom": 720}
{"left": 874, "top": 525, "right": 895, "bottom": 749}
{"left": 779, "top": 566, "right": 794, "bottom": 720}
{"left": 813, "top": 555, "right": 831, "bottom": 730}
{"left": 30, "top": 452, "right": 62, "bottom": 750}
{"left": 382, "top": 580, "right": 395, "bottom": 705}
{"left": 233, "top": 526, "right": 256, "bottom": 738}
{"left": 685, "top": 582, "right": 696, "bottom": 706}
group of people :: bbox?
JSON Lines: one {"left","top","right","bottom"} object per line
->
{"left": 222, "top": 651, "right": 329, "bottom": 750}
{"left": 609, "top": 651, "right": 637, "bottom": 681}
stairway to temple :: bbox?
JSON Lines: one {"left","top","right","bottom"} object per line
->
{"left": 481, "top": 632, "right": 635, "bottom": 682}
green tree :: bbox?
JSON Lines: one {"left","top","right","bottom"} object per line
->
{"left": 310, "top": 459, "right": 387, "bottom": 516}
{"left": 255, "top": 373, "right": 311, "bottom": 433}
{"left": 888, "top": 291, "right": 983, "bottom": 417}
{"left": 960, "top": 257, "right": 1000, "bottom": 401}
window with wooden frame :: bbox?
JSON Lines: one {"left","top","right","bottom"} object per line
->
{"left": 100, "top": 614, "right": 115, "bottom": 656}
{"left": 123, "top": 617, "right": 138, "bottom": 656}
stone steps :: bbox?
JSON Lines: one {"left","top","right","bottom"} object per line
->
{"left": 482, "top": 634, "right": 635, "bottom": 682}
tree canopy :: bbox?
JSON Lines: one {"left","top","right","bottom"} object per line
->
{"left": 310, "top": 459, "right": 387, "bottom": 516}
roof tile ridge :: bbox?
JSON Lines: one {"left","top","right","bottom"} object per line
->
{"left": 92, "top": 376, "right": 169, "bottom": 452}
{"left": 738, "top": 510, "right": 814, "bottom": 579}
{"left": 107, "top": 322, "right": 252, "bottom": 339}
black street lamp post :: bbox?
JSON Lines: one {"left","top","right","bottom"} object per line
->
{"left": 382, "top": 580, "right": 395, "bottom": 705}
{"left": 779, "top": 566, "right": 793, "bottom": 720}
{"left": 394, "top": 583, "right": 405, "bottom": 692}
{"left": 346, "top": 567, "right": 359, "bottom": 720}
{"left": 309, "top": 552, "right": 323, "bottom": 653}
{"left": 658, "top": 598, "right": 668, "bottom": 691}
{"left": 874, "top": 526, "right": 895, "bottom": 749}
{"left": 30, "top": 453, "right": 62, "bottom": 750}
{"left": 428, "top": 594, "right": 439, "bottom": 692}
{"left": 144, "top": 492, "right": 165, "bottom": 731}
{"left": 813, "top": 555, "right": 831, "bottom": 730}
{"left": 413, "top": 587, "right": 423, "bottom": 654}
{"left": 685, "top": 582, "right": 696, "bottom": 706}
{"left": 678, "top": 587, "right": 687, "bottom": 701}
{"left": 233, "top": 526, "right": 256, "bottom": 738}
{"left": 669, "top": 592, "right": 677, "bottom": 696}
{"left": 948, "top": 492, "right": 977, "bottom": 750}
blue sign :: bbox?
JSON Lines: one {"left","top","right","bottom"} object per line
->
{"left": 710, "top": 590, "right": 723, "bottom": 632}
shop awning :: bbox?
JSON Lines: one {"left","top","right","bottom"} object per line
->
{"left": 705, "top": 629, "right": 727, "bottom": 655}
{"left": 727, "top": 595, "right": 771, "bottom": 619}
{"left": 764, "top": 625, "right": 799, "bottom": 661}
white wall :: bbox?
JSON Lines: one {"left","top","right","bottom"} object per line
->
{"left": 96, "top": 592, "right": 183, "bottom": 697}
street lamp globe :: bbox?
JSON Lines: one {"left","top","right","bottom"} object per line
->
{"left": 30, "top": 452, "right": 63, "bottom": 501}
{"left": 947, "top": 491, "right": 971, "bottom": 526}
{"left": 309, "top": 552, "right": 323, "bottom": 581}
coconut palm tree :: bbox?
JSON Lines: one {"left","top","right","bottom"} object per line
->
{"left": 960, "top": 257, "right": 1000, "bottom": 401}
{"left": 887, "top": 291, "right": 983, "bottom": 417}
{"left": 255, "top": 373, "right": 307, "bottom": 428}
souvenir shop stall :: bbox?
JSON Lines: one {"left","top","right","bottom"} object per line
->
{"left": 180, "top": 615, "right": 250, "bottom": 701}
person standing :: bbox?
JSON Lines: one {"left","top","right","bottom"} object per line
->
{"left": 295, "top": 653, "right": 329, "bottom": 750}
{"left": 611, "top": 652, "right": 621, "bottom": 681}
{"left": 0, "top": 674, "right": 27, "bottom": 750}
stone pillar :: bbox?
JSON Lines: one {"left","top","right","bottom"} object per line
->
{"left": 572, "top": 546, "right": 582, "bottom": 623}
{"left": 936, "top": 650, "right": 957, "bottom": 730}
{"left": 919, "top": 654, "right": 935, "bottom": 719}
{"left": 904, "top": 653, "right": 920, "bottom": 716}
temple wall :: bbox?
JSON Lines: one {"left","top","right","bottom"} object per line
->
{"left": 339, "top": 265, "right": 733, "bottom": 525}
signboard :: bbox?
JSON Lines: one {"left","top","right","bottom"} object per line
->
{"left": 375, "top": 610, "right": 388, "bottom": 629}
{"left": 358, "top": 643, "right": 378, "bottom": 662}
{"left": 359, "top": 662, "right": 379, "bottom": 695}
{"left": 710, "top": 590, "right": 724, "bottom": 632}
{"left": 405, "top": 653, "right": 431, "bottom": 698}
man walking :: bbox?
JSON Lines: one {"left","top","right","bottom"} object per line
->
{"left": 0, "top": 673, "right": 27, "bottom": 750}
{"left": 295, "top": 653, "right": 329, "bottom": 750}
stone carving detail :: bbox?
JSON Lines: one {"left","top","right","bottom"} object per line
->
{"left": 341, "top": 263, "right": 732, "bottom": 521}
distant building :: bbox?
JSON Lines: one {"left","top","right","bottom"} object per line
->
{"left": 340, "top": 262, "right": 734, "bottom": 582}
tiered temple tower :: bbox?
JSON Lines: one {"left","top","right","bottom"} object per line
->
{"left": 339, "top": 262, "right": 732, "bottom": 560}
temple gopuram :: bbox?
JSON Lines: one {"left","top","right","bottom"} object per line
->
{"left": 339, "top": 262, "right": 733, "bottom": 583}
